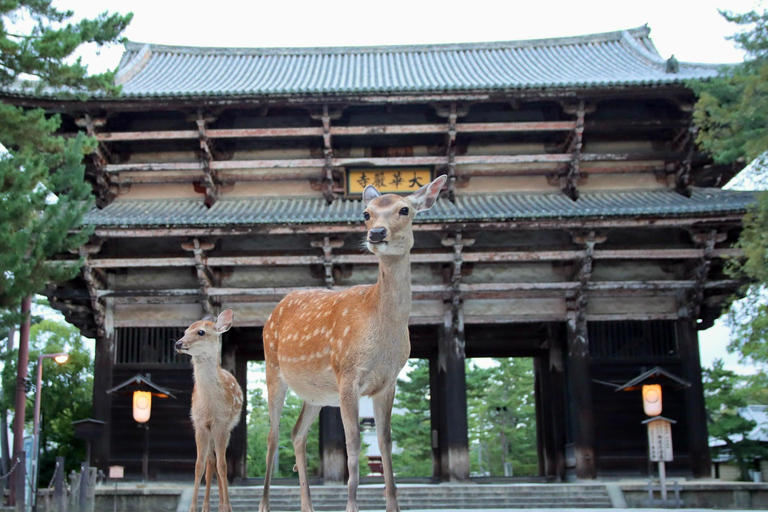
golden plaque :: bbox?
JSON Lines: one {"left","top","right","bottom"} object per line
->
{"left": 346, "top": 168, "right": 433, "bottom": 195}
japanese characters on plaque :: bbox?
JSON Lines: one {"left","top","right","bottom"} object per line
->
{"left": 647, "top": 418, "right": 674, "bottom": 462}
{"left": 347, "top": 168, "right": 433, "bottom": 196}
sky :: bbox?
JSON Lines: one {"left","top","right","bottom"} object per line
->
{"left": 52, "top": 0, "right": 763, "bottom": 373}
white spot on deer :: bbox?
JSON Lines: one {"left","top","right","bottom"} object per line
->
{"left": 342, "top": 309, "right": 348, "bottom": 317}
{"left": 343, "top": 326, "right": 351, "bottom": 337}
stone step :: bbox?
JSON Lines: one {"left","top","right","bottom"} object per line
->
{"left": 198, "top": 484, "right": 613, "bottom": 510}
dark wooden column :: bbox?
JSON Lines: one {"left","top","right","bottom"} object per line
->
{"left": 228, "top": 356, "right": 248, "bottom": 482}
{"left": 91, "top": 333, "right": 113, "bottom": 472}
{"left": 319, "top": 407, "right": 346, "bottom": 483}
{"left": 548, "top": 325, "right": 568, "bottom": 481}
{"left": 566, "top": 314, "right": 596, "bottom": 479}
{"left": 677, "top": 319, "right": 712, "bottom": 478}
{"left": 430, "top": 328, "right": 469, "bottom": 482}
{"left": 428, "top": 354, "right": 441, "bottom": 479}
{"left": 534, "top": 356, "right": 554, "bottom": 479}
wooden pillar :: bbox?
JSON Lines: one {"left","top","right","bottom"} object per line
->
{"left": 430, "top": 329, "right": 469, "bottom": 482}
{"left": 534, "top": 357, "right": 553, "bottom": 478}
{"left": 91, "top": 301, "right": 114, "bottom": 473}
{"left": 428, "top": 355, "right": 441, "bottom": 479}
{"left": 319, "top": 407, "right": 346, "bottom": 483}
{"left": 228, "top": 357, "right": 248, "bottom": 482}
{"left": 548, "top": 325, "right": 568, "bottom": 481}
{"left": 677, "top": 319, "right": 712, "bottom": 479}
{"left": 566, "top": 315, "right": 596, "bottom": 479}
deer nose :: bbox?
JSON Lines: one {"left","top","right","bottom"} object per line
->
{"left": 175, "top": 341, "right": 183, "bottom": 350}
{"left": 368, "top": 227, "right": 387, "bottom": 243}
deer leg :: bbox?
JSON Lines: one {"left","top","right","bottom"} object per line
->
{"left": 291, "top": 402, "right": 322, "bottom": 512}
{"left": 260, "top": 374, "right": 288, "bottom": 512}
{"left": 189, "top": 429, "right": 210, "bottom": 512}
{"left": 213, "top": 431, "right": 232, "bottom": 512}
{"left": 339, "top": 383, "right": 361, "bottom": 512}
{"left": 373, "top": 386, "right": 400, "bottom": 512}
{"left": 202, "top": 451, "right": 215, "bottom": 512}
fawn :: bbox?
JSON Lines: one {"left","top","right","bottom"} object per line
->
{"left": 259, "top": 175, "right": 447, "bottom": 512}
{"left": 176, "top": 308, "right": 244, "bottom": 512}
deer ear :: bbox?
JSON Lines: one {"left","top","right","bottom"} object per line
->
{"left": 408, "top": 175, "right": 447, "bottom": 212}
{"left": 215, "top": 308, "right": 234, "bottom": 333}
{"left": 363, "top": 185, "right": 381, "bottom": 207}
{"left": 201, "top": 314, "right": 216, "bottom": 323}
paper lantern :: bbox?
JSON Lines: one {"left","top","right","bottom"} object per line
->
{"left": 642, "top": 384, "right": 662, "bottom": 416}
{"left": 133, "top": 391, "right": 152, "bottom": 423}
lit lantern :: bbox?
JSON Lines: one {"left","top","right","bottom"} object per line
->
{"left": 133, "top": 391, "right": 152, "bottom": 423}
{"left": 642, "top": 384, "right": 663, "bottom": 416}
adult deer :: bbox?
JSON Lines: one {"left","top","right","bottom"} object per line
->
{"left": 260, "top": 175, "right": 447, "bottom": 512}
{"left": 176, "top": 308, "right": 244, "bottom": 512}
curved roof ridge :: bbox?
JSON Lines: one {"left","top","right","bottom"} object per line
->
{"left": 121, "top": 25, "right": 653, "bottom": 58}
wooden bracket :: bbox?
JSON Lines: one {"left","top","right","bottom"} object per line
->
{"left": 683, "top": 230, "right": 726, "bottom": 319}
{"left": 560, "top": 100, "right": 586, "bottom": 200}
{"left": 674, "top": 124, "right": 698, "bottom": 197}
{"left": 78, "top": 114, "right": 116, "bottom": 206}
{"left": 78, "top": 247, "right": 107, "bottom": 337}
{"left": 445, "top": 103, "right": 458, "bottom": 202}
{"left": 311, "top": 236, "right": 345, "bottom": 288}
{"left": 196, "top": 109, "right": 219, "bottom": 207}
{"left": 182, "top": 238, "right": 217, "bottom": 314}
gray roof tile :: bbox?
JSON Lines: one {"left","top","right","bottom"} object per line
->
{"left": 84, "top": 188, "right": 755, "bottom": 228}
{"left": 105, "top": 26, "right": 719, "bottom": 99}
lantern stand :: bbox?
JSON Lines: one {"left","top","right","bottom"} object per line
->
{"left": 106, "top": 374, "right": 175, "bottom": 482}
{"left": 604, "top": 367, "right": 690, "bottom": 508}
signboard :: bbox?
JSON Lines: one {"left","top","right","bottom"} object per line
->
{"left": 647, "top": 418, "right": 674, "bottom": 462}
{"left": 346, "top": 167, "right": 432, "bottom": 195}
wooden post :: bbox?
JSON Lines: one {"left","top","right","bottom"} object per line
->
{"left": 428, "top": 354, "right": 441, "bottom": 480}
{"left": 566, "top": 314, "right": 596, "bottom": 479}
{"left": 229, "top": 357, "right": 248, "bottom": 482}
{"left": 534, "top": 357, "right": 554, "bottom": 478}
{"left": 676, "top": 319, "right": 712, "bottom": 478}
{"left": 53, "top": 456, "right": 65, "bottom": 512}
{"left": 432, "top": 328, "right": 469, "bottom": 482}
{"left": 548, "top": 324, "right": 568, "bottom": 481}
{"left": 91, "top": 333, "right": 113, "bottom": 473}
{"left": 319, "top": 407, "right": 346, "bottom": 484}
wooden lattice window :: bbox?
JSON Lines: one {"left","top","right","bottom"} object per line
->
{"left": 588, "top": 321, "right": 678, "bottom": 359}
{"left": 114, "top": 327, "right": 188, "bottom": 365}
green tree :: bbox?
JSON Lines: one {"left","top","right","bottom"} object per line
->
{"left": 703, "top": 360, "right": 765, "bottom": 481}
{"left": 391, "top": 359, "right": 432, "bottom": 477}
{"left": 467, "top": 358, "right": 537, "bottom": 477}
{"left": 247, "top": 363, "right": 369, "bottom": 479}
{"left": 692, "top": 9, "right": 768, "bottom": 381}
{"left": 0, "top": 1, "right": 132, "bottom": 313}
{"left": 0, "top": 317, "right": 93, "bottom": 486}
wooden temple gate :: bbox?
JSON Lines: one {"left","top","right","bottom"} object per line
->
{"left": 5, "top": 27, "right": 753, "bottom": 481}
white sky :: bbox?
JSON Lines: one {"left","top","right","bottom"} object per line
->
{"left": 55, "top": 0, "right": 763, "bottom": 374}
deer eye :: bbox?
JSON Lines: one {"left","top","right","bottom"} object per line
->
{"left": 399, "top": 207, "right": 409, "bottom": 216}
{"left": 363, "top": 211, "right": 370, "bottom": 221}
{"left": 197, "top": 330, "right": 205, "bottom": 336}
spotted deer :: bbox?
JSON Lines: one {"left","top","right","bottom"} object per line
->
{"left": 176, "top": 308, "right": 244, "bottom": 512}
{"left": 259, "top": 175, "right": 447, "bottom": 512}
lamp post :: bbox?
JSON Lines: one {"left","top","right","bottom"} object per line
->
{"left": 32, "top": 352, "right": 69, "bottom": 510}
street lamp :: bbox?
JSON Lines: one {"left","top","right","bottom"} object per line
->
{"left": 32, "top": 352, "right": 69, "bottom": 508}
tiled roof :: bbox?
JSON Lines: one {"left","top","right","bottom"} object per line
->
{"left": 104, "top": 26, "right": 719, "bottom": 99}
{"left": 84, "top": 188, "right": 754, "bottom": 228}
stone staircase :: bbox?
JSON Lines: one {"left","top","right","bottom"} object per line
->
{"left": 195, "top": 483, "right": 614, "bottom": 510}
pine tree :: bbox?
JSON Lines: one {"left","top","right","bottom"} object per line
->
{"left": 702, "top": 360, "right": 765, "bottom": 481}
{"left": 0, "top": 1, "right": 132, "bottom": 315}
{"left": 692, "top": 9, "right": 768, "bottom": 389}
